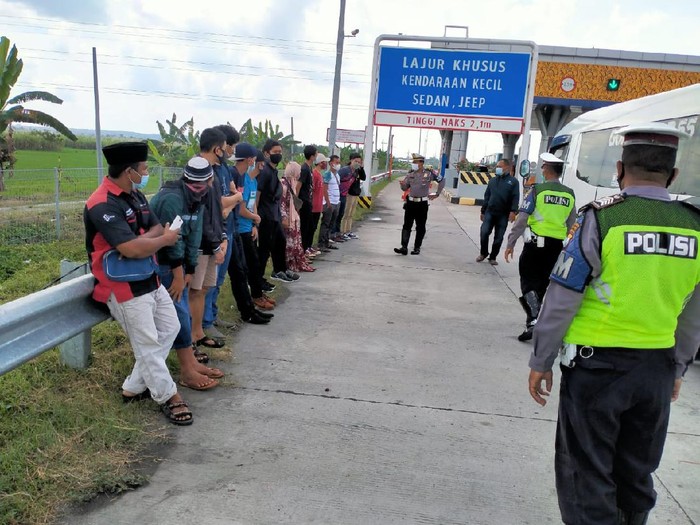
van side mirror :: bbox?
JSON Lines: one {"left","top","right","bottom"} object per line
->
{"left": 519, "top": 159, "right": 530, "bottom": 178}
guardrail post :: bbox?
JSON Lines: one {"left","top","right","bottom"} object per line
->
{"left": 59, "top": 260, "right": 92, "bottom": 369}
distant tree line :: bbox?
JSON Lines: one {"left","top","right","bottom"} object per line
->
{"left": 9, "top": 130, "right": 123, "bottom": 151}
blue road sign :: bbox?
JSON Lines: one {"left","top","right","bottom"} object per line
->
{"left": 375, "top": 46, "right": 532, "bottom": 133}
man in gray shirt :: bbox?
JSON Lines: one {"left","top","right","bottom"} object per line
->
{"left": 394, "top": 153, "right": 445, "bottom": 255}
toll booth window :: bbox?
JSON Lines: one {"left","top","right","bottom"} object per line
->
{"left": 576, "top": 129, "right": 621, "bottom": 188}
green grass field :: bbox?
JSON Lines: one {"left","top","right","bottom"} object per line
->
{"left": 13, "top": 148, "right": 99, "bottom": 170}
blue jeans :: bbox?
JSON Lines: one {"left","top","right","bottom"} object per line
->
{"left": 203, "top": 232, "right": 233, "bottom": 328}
{"left": 158, "top": 265, "right": 192, "bottom": 349}
{"left": 479, "top": 211, "right": 509, "bottom": 260}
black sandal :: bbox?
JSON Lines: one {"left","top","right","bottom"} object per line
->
{"left": 161, "top": 400, "right": 193, "bottom": 426}
{"left": 121, "top": 388, "right": 151, "bottom": 403}
{"left": 195, "top": 336, "right": 224, "bottom": 349}
{"left": 193, "top": 347, "right": 210, "bottom": 364}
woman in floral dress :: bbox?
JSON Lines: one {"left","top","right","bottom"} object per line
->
{"left": 282, "top": 162, "right": 315, "bottom": 272}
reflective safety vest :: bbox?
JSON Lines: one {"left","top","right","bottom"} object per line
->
{"left": 565, "top": 197, "right": 700, "bottom": 349}
{"left": 527, "top": 181, "right": 575, "bottom": 240}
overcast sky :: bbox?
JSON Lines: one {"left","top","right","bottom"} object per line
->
{"left": 2, "top": 0, "right": 699, "bottom": 166}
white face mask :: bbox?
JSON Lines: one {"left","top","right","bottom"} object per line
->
{"left": 411, "top": 163, "right": 419, "bottom": 171}
{"left": 331, "top": 163, "right": 340, "bottom": 171}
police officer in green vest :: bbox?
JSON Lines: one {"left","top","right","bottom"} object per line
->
{"left": 505, "top": 153, "right": 576, "bottom": 341}
{"left": 528, "top": 122, "right": 700, "bottom": 525}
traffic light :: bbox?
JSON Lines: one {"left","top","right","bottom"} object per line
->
{"left": 607, "top": 78, "right": 621, "bottom": 91}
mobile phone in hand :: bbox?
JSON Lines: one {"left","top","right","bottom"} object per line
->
{"left": 170, "top": 215, "right": 183, "bottom": 230}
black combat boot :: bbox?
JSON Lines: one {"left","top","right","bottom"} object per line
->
{"left": 394, "top": 229, "right": 410, "bottom": 255}
{"left": 412, "top": 229, "right": 425, "bottom": 255}
{"left": 517, "top": 292, "right": 541, "bottom": 342}
{"left": 517, "top": 296, "right": 533, "bottom": 341}
{"left": 617, "top": 509, "right": 650, "bottom": 525}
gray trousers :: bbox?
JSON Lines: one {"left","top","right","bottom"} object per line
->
{"left": 107, "top": 285, "right": 180, "bottom": 404}
{"left": 319, "top": 203, "right": 340, "bottom": 247}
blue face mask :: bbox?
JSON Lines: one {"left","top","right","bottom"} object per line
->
{"left": 495, "top": 167, "right": 504, "bottom": 176}
{"left": 131, "top": 172, "right": 149, "bottom": 190}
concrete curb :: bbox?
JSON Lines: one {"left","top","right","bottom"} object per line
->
{"left": 443, "top": 189, "right": 484, "bottom": 207}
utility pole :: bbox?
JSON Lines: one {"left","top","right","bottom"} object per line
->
{"left": 328, "top": 0, "right": 346, "bottom": 156}
{"left": 92, "top": 47, "right": 103, "bottom": 183}
{"left": 290, "top": 116, "right": 295, "bottom": 158}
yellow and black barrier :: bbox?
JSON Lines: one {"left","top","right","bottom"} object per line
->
{"left": 459, "top": 171, "right": 495, "bottom": 185}
{"left": 357, "top": 196, "right": 372, "bottom": 209}
{"left": 443, "top": 189, "right": 485, "bottom": 206}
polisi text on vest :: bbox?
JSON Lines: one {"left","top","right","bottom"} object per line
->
{"left": 624, "top": 232, "right": 698, "bottom": 259}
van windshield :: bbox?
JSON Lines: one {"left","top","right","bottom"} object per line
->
{"left": 575, "top": 115, "right": 700, "bottom": 199}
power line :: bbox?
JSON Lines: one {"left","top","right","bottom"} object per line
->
{"left": 1, "top": 19, "right": 370, "bottom": 61}
{"left": 15, "top": 81, "right": 369, "bottom": 111}
{"left": 21, "top": 54, "right": 371, "bottom": 85}
{"left": 21, "top": 47, "right": 372, "bottom": 78}
{"left": 0, "top": 14, "right": 375, "bottom": 49}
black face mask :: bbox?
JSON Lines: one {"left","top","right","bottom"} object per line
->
{"left": 269, "top": 153, "right": 283, "bottom": 165}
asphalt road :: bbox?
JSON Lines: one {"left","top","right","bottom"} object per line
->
{"left": 62, "top": 180, "right": 700, "bottom": 525}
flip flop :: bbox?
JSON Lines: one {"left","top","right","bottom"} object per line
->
{"left": 121, "top": 388, "right": 151, "bottom": 403}
{"left": 193, "top": 348, "right": 210, "bottom": 364}
{"left": 203, "top": 367, "right": 224, "bottom": 379}
{"left": 161, "top": 400, "right": 193, "bottom": 426}
{"left": 179, "top": 377, "right": 219, "bottom": 391}
{"left": 195, "top": 336, "right": 225, "bottom": 349}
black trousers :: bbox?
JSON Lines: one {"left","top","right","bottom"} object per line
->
{"left": 400, "top": 200, "right": 429, "bottom": 249}
{"left": 556, "top": 348, "right": 675, "bottom": 525}
{"left": 227, "top": 233, "right": 254, "bottom": 318}
{"left": 273, "top": 221, "right": 287, "bottom": 273}
{"left": 299, "top": 201, "right": 313, "bottom": 250}
{"left": 518, "top": 237, "right": 563, "bottom": 299}
{"left": 240, "top": 231, "right": 263, "bottom": 299}
{"left": 258, "top": 218, "right": 287, "bottom": 279}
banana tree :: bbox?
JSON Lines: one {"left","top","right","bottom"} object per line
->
{"left": 0, "top": 36, "right": 77, "bottom": 191}
{"left": 147, "top": 113, "right": 199, "bottom": 167}
{"left": 238, "top": 118, "right": 299, "bottom": 158}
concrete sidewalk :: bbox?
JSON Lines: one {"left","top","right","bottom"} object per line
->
{"left": 64, "top": 181, "right": 699, "bottom": 525}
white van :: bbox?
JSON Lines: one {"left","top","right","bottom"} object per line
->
{"left": 521, "top": 83, "right": 700, "bottom": 209}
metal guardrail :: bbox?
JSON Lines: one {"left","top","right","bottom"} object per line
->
{"left": 0, "top": 272, "right": 109, "bottom": 376}
{"left": 0, "top": 171, "right": 404, "bottom": 377}
{"left": 370, "top": 170, "right": 406, "bottom": 183}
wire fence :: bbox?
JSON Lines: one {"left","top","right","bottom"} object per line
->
{"left": 0, "top": 165, "right": 395, "bottom": 245}
{"left": 0, "top": 166, "right": 182, "bottom": 244}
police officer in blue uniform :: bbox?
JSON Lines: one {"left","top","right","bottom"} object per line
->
{"left": 394, "top": 153, "right": 445, "bottom": 255}
{"left": 528, "top": 123, "right": 700, "bottom": 525}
